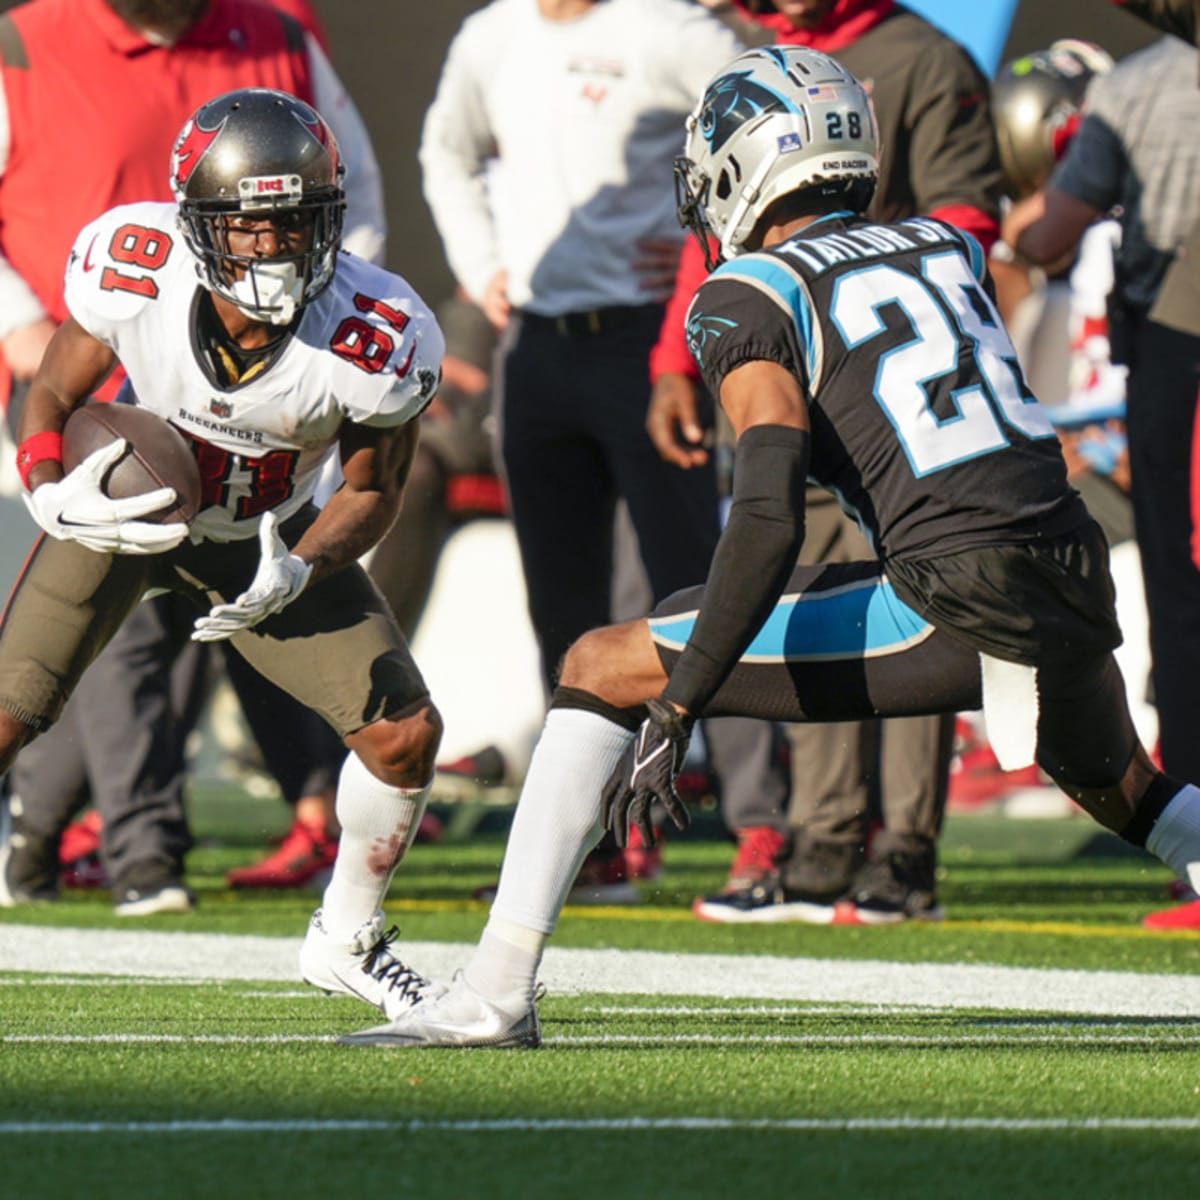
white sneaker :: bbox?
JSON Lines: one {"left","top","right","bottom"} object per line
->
{"left": 337, "top": 971, "right": 541, "bottom": 1049}
{"left": 113, "top": 883, "right": 194, "bottom": 916}
{"left": 299, "top": 909, "right": 444, "bottom": 1020}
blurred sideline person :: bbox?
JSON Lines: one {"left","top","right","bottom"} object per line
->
{"left": 368, "top": 293, "right": 500, "bottom": 644}
{"left": 1003, "top": 25, "right": 1200, "bottom": 928}
{"left": 954, "top": 39, "right": 1131, "bottom": 812}
{"left": 1095, "top": 0, "right": 1200, "bottom": 930}
{"left": 419, "top": 0, "right": 794, "bottom": 902}
{"left": 334, "top": 46, "right": 1200, "bottom": 1050}
{"left": 0, "top": 88, "right": 449, "bottom": 1029}
{"left": 0, "top": 0, "right": 384, "bottom": 913}
{"left": 989, "top": 39, "right": 1115, "bottom": 408}
{"left": 366, "top": 292, "right": 549, "bottom": 807}
{"left": 651, "top": 0, "right": 1004, "bottom": 924}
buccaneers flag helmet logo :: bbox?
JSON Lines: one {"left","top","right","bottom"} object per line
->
{"left": 171, "top": 113, "right": 225, "bottom": 196}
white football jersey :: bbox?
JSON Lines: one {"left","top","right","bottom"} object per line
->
{"left": 63, "top": 201, "right": 443, "bottom": 543}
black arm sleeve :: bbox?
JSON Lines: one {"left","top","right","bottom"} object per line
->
{"left": 660, "top": 424, "right": 811, "bottom": 715}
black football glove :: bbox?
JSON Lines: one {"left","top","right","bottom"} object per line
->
{"left": 600, "top": 697, "right": 694, "bottom": 848}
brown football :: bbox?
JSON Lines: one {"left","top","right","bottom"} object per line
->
{"left": 62, "top": 402, "right": 201, "bottom": 525}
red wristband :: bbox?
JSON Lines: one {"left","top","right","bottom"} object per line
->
{"left": 16, "top": 431, "right": 63, "bottom": 491}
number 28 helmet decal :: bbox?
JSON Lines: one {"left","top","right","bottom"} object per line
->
{"left": 170, "top": 88, "right": 346, "bottom": 324}
{"left": 675, "top": 46, "right": 879, "bottom": 269}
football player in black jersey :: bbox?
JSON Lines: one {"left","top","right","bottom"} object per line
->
{"left": 337, "top": 46, "right": 1200, "bottom": 1049}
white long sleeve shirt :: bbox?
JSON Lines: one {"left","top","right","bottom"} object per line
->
{"left": 0, "top": 32, "right": 386, "bottom": 341}
{"left": 420, "top": 0, "right": 743, "bottom": 315}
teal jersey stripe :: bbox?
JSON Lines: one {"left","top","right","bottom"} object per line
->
{"left": 958, "top": 227, "right": 986, "bottom": 285}
{"left": 711, "top": 255, "right": 817, "bottom": 372}
{"left": 650, "top": 575, "right": 933, "bottom": 663}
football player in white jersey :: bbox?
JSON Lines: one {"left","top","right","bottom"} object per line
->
{"left": 0, "top": 88, "right": 448, "bottom": 1020}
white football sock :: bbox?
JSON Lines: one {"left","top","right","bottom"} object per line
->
{"left": 320, "top": 752, "right": 429, "bottom": 939}
{"left": 1146, "top": 783, "right": 1200, "bottom": 880}
{"left": 464, "top": 708, "right": 633, "bottom": 1001}
{"left": 463, "top": 922, "right": 543, "bottom": 1009}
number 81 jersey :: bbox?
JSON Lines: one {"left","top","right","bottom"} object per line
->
{"left": 63, "top": 201, "right": 444, "bottom": 543}
{"left": 686, "top": 214, "right": 1090, "bottom": 563}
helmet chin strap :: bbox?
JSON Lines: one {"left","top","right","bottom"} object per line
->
{"left": 228, "top": 260, "right": 303, "bottom": 326}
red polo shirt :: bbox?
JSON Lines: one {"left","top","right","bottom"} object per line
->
{"left": 0, "top": 0, "right": 313, "bottom": 330}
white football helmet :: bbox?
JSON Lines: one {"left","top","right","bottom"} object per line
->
{"left": 675, "top": 46, "right": 879, "bottom": 267}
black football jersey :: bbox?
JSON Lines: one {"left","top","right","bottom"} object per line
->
{"left": 686, "top": 213, "right": 1091, "bottom": 562}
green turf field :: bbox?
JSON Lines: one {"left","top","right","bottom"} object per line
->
{"left": 2, "top": 790, "right": 1199, "bottom": 1199}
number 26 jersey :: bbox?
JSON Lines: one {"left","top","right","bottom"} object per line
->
{"left": 686, "top": 213, "right": 1090, "bottom": 563}
{"left": 63, "top": 201, "right": 444, "bottom": 543}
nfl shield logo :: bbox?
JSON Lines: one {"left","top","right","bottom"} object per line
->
{"left": 210, "top": 398, "right": 232, "bottom": 419}
{"left": 777, "top": 132, "right": 802, "bottom": 154}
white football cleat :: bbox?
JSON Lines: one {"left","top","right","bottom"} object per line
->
{"left": 300, "top": 909, "right": 444, "bottom": 1020}
{"left": 337, "top": 971, "right": 542, "bottom": 1049}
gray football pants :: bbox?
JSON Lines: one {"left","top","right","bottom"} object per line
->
{"left": 8, "top": 591, "right": 346, "bottom": 888}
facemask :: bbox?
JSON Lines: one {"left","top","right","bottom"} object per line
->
{"left": 228, "top": 260, "right": 303, "bottom": 326}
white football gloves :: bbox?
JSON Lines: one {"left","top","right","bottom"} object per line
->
{"left": 23, "top": 439, "right": 187, "bottom": 555}
{"left": 192, "top": 510, "right": 311, "bottom": 642}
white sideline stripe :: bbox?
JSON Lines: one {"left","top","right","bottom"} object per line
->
{"left": 3, "top": 1117, "right": 1200, "bottom": 1134}
{"left": 4, "top": 1033, "right": 1198, "bottom": 1048}
{"left": 1, "top": 924, "right": 1198, "bottom": 1016}
{"left": 588, "top": 1005, "right": 947, "bottom": 1016}
{"left": 547, "top": 1034, "right": 1200, "bottom": 1047}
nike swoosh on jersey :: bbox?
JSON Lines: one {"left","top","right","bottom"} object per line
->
{"left": 82, "top": 236, "right": 100, "bottom": 273}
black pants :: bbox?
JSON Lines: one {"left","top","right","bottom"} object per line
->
{"left": 1125, "top": 319, "right": 1200, "bottom": 778}
{"left": 498, "top": 306, "right": 789, "bottom": 831}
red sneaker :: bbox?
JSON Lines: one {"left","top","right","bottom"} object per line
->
{"left": 415, "top": 810, "right": 444, "bottom": 844}
{"left": 59, "top": 811, "right": 108, "bottom": 889}
{"left": 948, "top": 749, "right": 1043, "bottom": 811}
{"left": 1143, "top": 897, "right": 1200, "bottom": 931}
{"left": 59, "top": 810, "right": 103, "bottom": 864}
{"left": 722, "top": 825, "right": 788, "bottom": 893}
{"left": 568, "top": 847, "right": 639, "bottom": 904}
{"left": 621, "top": 821, "right": 664, "bottom": 882}
{"left": 1167, "top": 876, "right": 1198, "bottom": 902}
{"left": 226, "top": 818, "right": 338, "bottom": 890}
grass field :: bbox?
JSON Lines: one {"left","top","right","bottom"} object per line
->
{"left": 3, "top": 787, "right": 1200, "bottom": 1199}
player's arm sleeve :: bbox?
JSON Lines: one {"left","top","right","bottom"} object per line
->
{"left": 339, "top": 301, "right": 446, "bottom": 428}
{"left": 0, "top": 78, "right": 48, "bottom": 339}
{"left": 662, "top": 417, "right": 812, "bottom": 716}
{"left": 906, "top": 39, "right": 1002, "bottom": 252}
{"left": 1110, "top": 0, "right": 1195, "bottom": 41}
{"left": 418, "top": 23, "right": 503, "bottom": 304}
{"left": 307, "top": 35, "right": 386, "bottom": 266}
{"left": 661, "top": 275, "right": 814, "bottom": 713}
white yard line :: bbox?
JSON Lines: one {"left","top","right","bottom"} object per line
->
{"left": 3, "top": 1117, "right": 1200, "bottom": 1134}
{"left": 3, "top": 1032, "right": 1198, "bottom": 1048}
{"left": 0, "top": 923, "right": 1197, "bottom": 1016}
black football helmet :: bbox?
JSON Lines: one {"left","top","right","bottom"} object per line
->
{"left": 993, "top": 40, "right": 1113, "bottom": 200}
{"left": 170, "top": 88, "right": 346, "bottom": 323}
